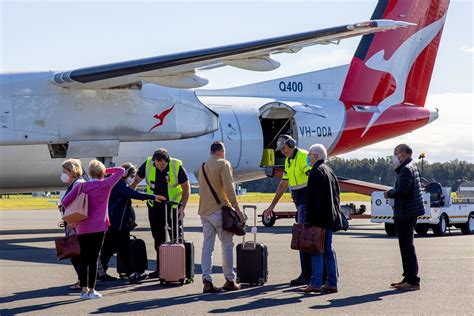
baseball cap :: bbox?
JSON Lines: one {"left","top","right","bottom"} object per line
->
{"left": 275, "top": 135, "right": 295, "bottom": 151}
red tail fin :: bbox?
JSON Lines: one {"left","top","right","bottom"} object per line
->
{"left": 340, "top": 0, "right": 449, "bottom": 108}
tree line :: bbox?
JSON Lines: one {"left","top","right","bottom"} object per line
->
{"left": 242, "top": 158, "right": 474, "bottom": 193}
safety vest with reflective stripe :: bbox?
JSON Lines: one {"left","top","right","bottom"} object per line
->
{"left": 145, "top": 157, "right": 183, "bottom": 208}
{"left": 283, "top": 148, "right": 311, "bottom": 190}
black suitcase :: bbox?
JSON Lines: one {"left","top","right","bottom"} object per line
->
{"left": 183, "top": 240, "right": 195, "bottom": 283}
{"left": 236, "top": 205, "right": 268, "bottom": 286}
{"left": 177, "top": 220, "right": 195, "bottom": 283}
{"left": 117, "top": 235, "right": 148, "bottom": 275}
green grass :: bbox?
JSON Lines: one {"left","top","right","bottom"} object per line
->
{"left": 0, "top": 192, "right": 369, "bottom": 210}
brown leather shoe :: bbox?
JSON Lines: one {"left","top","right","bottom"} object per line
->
{"left": 298, "top": 285, "right": 321, "bottom": 293}
{"left": 222, "top": 279, "right": 241, "bottom": 291}
{"left": 394, "top": 282, "right": 420, "bottom": 291}
{"left": 390, "top": 280, "right": 405, "bottom": 287}
{"left": 321, "top": 284, "right": 338, "bottom": 294}
{"left": 203, "top": 280, "right": 220, "bottom": 293}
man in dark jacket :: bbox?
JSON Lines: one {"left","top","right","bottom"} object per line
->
{"left": 384, "top": 144, "right": 424, "bottom": 291}
{"left": 99, "top": 163, "right": 163, "bottom": 283}
{"left": 300, "top": 144, "right": 339, "bottom": 294}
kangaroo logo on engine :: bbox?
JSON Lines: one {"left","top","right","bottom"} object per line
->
{"left": 299, "top": 126, "right": 332, "bottom": 138}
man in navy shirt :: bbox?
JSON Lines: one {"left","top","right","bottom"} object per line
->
{"left": 132, "top": 148, "right": 190, "bottom": 278}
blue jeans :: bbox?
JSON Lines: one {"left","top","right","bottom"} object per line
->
{"left": 310, "top": 229, "right": 337, "bottom": 288}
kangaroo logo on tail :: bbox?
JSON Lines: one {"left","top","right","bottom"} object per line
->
{"left": 361, "top": 14, "right": 447, "bottom": 137}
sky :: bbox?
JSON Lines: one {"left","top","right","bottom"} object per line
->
{"left": 1, "top": 0, "right": 473, "bottom": 162}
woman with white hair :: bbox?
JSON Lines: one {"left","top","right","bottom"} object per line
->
{"left": 300, "top": 144, "right": 340, "bottom": 294}
{"left": 62, "top": 160, "right": 124, "bottom": 299}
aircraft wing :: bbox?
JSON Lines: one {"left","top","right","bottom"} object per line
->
{"left": 52, "top": 20, "right": 414, "bottom": 90}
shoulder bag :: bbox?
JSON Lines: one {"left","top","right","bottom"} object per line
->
{"left": 62, "top": 182, "right": 88, "bottom": 224}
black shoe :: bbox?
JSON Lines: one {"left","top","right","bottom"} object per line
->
{"left": 290, "top": 276, "right": 308, "bottom": 286}
{"left": 148, "top": 271, "right": 160, "bottom": 279}
{"left": 99, "top": 273, "right": 118, "bottom": 282}
{"left": 128, "top": 272, "right": 146, "bottom": 284}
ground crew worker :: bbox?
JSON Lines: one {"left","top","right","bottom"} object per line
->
{"left": 132, "top": 148, "right": 190, "bottom": 279}
{"left": 263, "top": 134, "right": 312, "bottom": 286}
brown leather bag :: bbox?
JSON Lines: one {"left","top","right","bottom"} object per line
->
{"left": 290, "top": 224, "right": 325, "bottom": 254}
{"left": 55, "top": 234, "right": 80, "bottom": 260}
{"left": 201, "top": 163, "right": 246, "bottom": 236}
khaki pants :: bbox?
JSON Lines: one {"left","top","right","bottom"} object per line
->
{"left": 200, "top": 209, "right": 235, "bottom": 282}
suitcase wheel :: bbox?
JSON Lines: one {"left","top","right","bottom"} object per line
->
{"left": 179, "top": 279, "right": 185, "bottom": 286}
{"left": 258, "top": 278, "right": 265, "bottom": 285}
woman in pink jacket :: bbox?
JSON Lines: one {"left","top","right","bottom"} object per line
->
{"left": 62, "top": 159, "right": 124, "bottom": 300}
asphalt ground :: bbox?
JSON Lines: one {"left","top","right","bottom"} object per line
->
{"left": 1, "top": 202, "right": 473, "bottom": 315}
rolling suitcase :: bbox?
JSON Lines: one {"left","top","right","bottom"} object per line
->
{"left": 236, "top": 205, "right": 268, "bottom": 285}
{"left": 117, "top": 235, "right": 148, "bottom": 277}
{"left": 159, "top": 201, "right": 186, "bottom": 285}
{"left": 182, "top": 233, "right": 195, "bottom": 283}
{"left": 176, "top": 219, "right": 195, "bottom": 283}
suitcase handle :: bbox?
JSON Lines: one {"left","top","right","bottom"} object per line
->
{"left": 164, "top": 201, "right": 183, "bottom": 207}
{"left": 164, "top": 201, "right": 183, "bottom": 243}
{"left": 242, "top": 205, "right": 258, "bottom": 249}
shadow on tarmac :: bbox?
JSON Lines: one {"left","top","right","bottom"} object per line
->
{"left": 90, "top": 283, "right": 304, "bottom": 314}
{"left": 310, "top": 289, "right": 408, "bottom": 310}
{"left": 0, "top": 285, "right": 82, "bottom": 315}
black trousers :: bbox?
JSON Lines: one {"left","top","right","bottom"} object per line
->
{"left": 100, "top": 228, "right": 131, "bottom": 275}
{"left": 394, "top": 217, "right": 420, "bottom": 285}
{"left": 77, "top": 232, "right": 105, "bottom": 288}
{"left": 148, "top": 205, "right": 182, "bottom": 271}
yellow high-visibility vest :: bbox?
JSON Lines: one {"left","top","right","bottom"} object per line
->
{"left": 282, "top": 148, "right": 311, "bottom": 190}
{"left": 145, "top": 157, "right": 183, "bottom": 208}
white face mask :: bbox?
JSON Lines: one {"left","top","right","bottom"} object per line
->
{"left": 392, "top": 154, "right": 401, "bottom": 167}
{"left": 60, "top": 172, "right": 69, "bottom": 183}
{"left": 126, "top": 177, "right": 135, "bottom": 186}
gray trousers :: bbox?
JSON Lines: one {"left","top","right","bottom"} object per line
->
{"left": 200, "top": 209, "right": 235, "bottom": 282}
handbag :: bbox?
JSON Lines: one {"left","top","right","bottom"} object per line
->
{"left": 201, "top": 163, "right": 246, "bottom": 236}
{"left": 291, "top": 224, "right": 325, "bottom": 254}
{"left": 55, "top": 233, "right": 80, "bottom": 260}
{"left": 62, "top": 182, "right": 88, "bottom": 224}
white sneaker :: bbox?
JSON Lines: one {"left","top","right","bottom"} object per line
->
{"left": 88, "top": 290, "right": 102, "bottom": 299}
{"left": 80, "top": 292, "right": 90, "bottom": 300}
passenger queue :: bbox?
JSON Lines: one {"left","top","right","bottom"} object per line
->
{"left": 57, "top": 137, "right": 424, "bottom": 299}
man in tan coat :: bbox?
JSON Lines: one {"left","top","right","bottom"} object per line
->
{"left": 198, "top": 141, "right": 245, "bottom": 293}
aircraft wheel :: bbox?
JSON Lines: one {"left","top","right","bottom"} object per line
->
{"left": 262, "top": 211, "right": 276, "bottom": 227}
{"left": 385, "top": 223, "right": 396, "bottom": 237}
{"left": 433, "top": 214, "right": 448, "bottom": 236}
{"left": 461, "top": 213, "right": 474, "bottom": 235}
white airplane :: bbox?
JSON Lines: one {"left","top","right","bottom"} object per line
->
{"left": 0, "top": 0, "right": 449, "bottom": 193}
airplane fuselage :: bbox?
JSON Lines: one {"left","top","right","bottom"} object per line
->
{"left": 0, "top": 66, "right": 435, "bottom": 192}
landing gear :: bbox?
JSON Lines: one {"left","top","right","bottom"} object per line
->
{"left": 97, "top": 156, "right": 115, "bottom": 167}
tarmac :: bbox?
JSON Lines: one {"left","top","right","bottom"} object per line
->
{"left": 1, "top": 202, "right": 473, "bottom": 315}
